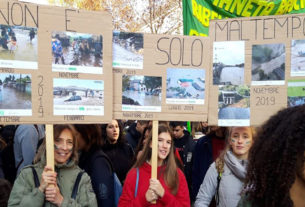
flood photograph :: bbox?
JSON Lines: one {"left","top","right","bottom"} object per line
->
{"left": 0, "top": 25, "right": 37, "bottom": 69}
{"left": 166, "top": 68, "right": 205, "bottom": 104}
{"left": 252, "top": 43, "right": 285, "bottom": 85}
{"left": 53, "top": 78, "right": 104, "bottom": 115}
{"left": 291, "top": 39, "right": 305, "bottom": 76}
{"left": 113, "top": 31, "right": 144, "bottom": 69}
{"left": 213, "top": 41, "right": 244, "bottom": 85}
{"left": 287, "top": 80, "right": 305, "bottom": 107}
{"left": 122, "top": 75, "right": 161, "bottom": 112}
{"left": 0, "top": 73, "right": 32, "bottom": 116}
{"left": 52, "top": 31, "right": 103, "bottom": 74}
{"left": 218, "top": 85, "right": 250, "bottom": 122}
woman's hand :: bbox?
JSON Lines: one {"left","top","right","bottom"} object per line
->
{"left": 145, "top": 188, "right": 158, "bottom": 202}
{"left": 149, "top": 178, "right": 165, "bottom": 198}
{"left": 39, "top": 166, "right": 57, "bottom": 193}
{"left": 45, "top": 185, "right": 64, "bottom": 207}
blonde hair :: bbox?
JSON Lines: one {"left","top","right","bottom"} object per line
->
{"left": 216, "top": 126, "right": 256, "bottom": 174}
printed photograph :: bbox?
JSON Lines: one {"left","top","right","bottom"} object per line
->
{"left": 0, "top": 73, "right": 32, "bottom": 115}
{"left": 166, "top": 68, "right": 205, "bottom": 104}
{"left": 287, "top": 80, "right": 305, "bottom": 107}
{"left": 113, "top": 31, "right": 144, "bottom": 69}
{"left": 52, "top": 31, "right": 103, "bottom": 74}
{"left": 218, "top": 85, "right": 250, "bottom": 120}
{"left": 213, "top": 41, "right": 244, "bottom": 85}
{"left": 291, "top": 40, "right": 305, "bottom": 76}
{"left": 252, "top": 43, "right": 285, "bottom": 84}
{"left": 53, "top": 78, "right": 104, "bottom": 115}
{"left": 122, "top": 75, "right": 161, "bottom": 111}
{"left": 0, "top": 25, "right": 37, "bottom": 69}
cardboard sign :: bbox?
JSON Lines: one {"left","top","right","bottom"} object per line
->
{"left": 113, "top": 33, "right": 210, "bottom": 121}
{"left": 0, "top": 0, "right": 112, "bottom": 124}
{"left": 208, "top": 13, "right": 305, "bottom": 126}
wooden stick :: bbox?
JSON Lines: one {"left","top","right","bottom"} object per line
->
{"left": 46, "top": 124, "right": 54, "bottom": 171}
{"left": 151, "top": 120, "right": 158, "bottom": 204}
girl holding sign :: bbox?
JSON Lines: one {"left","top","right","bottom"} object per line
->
{"left": 194, "top": 127, "right": 255, "bottom": 207}
{"left": 8, "top": 125, "right": 97, "bottom": 207}
{"left": 118, "top": 124, "right": 190, "bottom": 207}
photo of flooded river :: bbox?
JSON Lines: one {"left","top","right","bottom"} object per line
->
{"left": 122, "top": 75, "right": 161, "bottom": 108}
{"left": 0, "top": 73, "right": 32, "bottom": 111}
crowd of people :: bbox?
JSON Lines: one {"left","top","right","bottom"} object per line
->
{"left": 0, "top": 105, "right": 304, "bottom": 207}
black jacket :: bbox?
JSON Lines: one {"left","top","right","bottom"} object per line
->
{"left": 125, "top": 123, "right": 141, "bottom": 150}
{"left": 102, "top": 142, "right": 134, "bottom": 184}
{"left": 78, "top": 147, "right": 114, "bottom": 207}
{"left": 174, "top": 130, "right": 195, "bottom": 200}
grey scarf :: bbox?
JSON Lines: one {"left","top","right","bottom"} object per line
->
{"left": 224, "top": 150, "right": 248, "bottom": 181}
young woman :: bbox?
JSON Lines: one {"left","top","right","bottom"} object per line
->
{"left": 238, "top": 105, "right": 305, "bottom": 207}
{"left": 74, "top": 124, "right": 114, "bottom": 207}
{"left": 101, "top": 120, "right": 134, "bottom": 184}
{"left": 8, "top": 124, "right": 97, "bottom": 207}
{"left": 194, "top": 127, "right": 255, "bottom": 207}
{"left": 118, "top": 124, "right": 190, "bottom": 207}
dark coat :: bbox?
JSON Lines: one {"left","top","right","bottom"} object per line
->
{"left": 78, "top": 147, "right": 114, "bottom": 207}
{"left": 102, "top": 142, "right": 134, "bottom": 184}
{"left": 174, "top": 130, "right": 195, "bottom": 201}
{"left": 191, "top": 134, "right": 213, "bottom": 201}
{"left": 125, "top": 123, "right": 141, "bottom": 150}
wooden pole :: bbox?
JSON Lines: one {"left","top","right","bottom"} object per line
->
{"left": 45, "top": 124, "right": 54, "bottom": 171}
{"left": 151, "top": 120, "right": 158, "bottom": 204}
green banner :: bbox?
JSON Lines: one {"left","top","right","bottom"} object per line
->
{"left": 183, "top": 0, "right": 305, "bottom": 36}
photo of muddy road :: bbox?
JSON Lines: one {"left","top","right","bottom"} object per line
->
{"left": 213, "top": 41, "right": 244, "bottom": 85}
{"left": 113, "top": 31, "right": 143, "bottom": 69}
{"left": 0, "top": 73, "right": 32, "bottom": 110}
{"left": 0, "top": 25, "right": 37, "bottom": 65}
{"left": 52, "top": 31, "right": 103, "bottom": 68}
{"left": 252, "top": 44, "right": 285, "bottom": 83}
{"left": 218, "top": 85, "right": 250, "bottom": 120}
{"left": 53, "top": 79, "right": 104, "bottom": 106}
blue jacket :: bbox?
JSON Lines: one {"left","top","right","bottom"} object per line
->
{"left": 191, "top": 134, "right": 213, "bottom": 201}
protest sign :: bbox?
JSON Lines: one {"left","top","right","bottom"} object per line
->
{"left": 113, "top": 33, "right": 210, "bottom": 121}
{"left": 0, "top": 0, "right": 112, "bottom": 124}
{"left": 208, "top": 13, "right": 305, "bottom": 126}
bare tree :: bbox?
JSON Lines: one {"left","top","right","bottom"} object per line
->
{"left": 49, "top": 0, "right": 182, "bottom": 34}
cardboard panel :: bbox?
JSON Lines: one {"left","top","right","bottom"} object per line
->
{"left": 0, "top": 0, "right": 112, "bottom": 124}
{"left": 208, "top": 13, "right": 305, "bottom": 126}
{"left": 113, "top": 33, "right": 210, "bottom": 121}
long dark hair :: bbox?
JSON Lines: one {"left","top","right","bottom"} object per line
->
{"left": 244, "top": 105, "right": 305, "bottom": 207}
{"left": 133, "top": 124, "right": 179, "bottom": 195}
{"left": 74, "top": 124, "right": 103, "bottom": 150}
{"left": 101, "top": 120, "right": 125, "bottom": 146}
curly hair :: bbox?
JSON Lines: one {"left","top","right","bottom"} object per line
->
{"left": 244, "top": 105, "right": 305, "bottom": 207}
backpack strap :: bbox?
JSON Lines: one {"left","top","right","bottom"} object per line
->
{"left": 31, "top": 166, "right": 40, "bottom": 188}
{"left": 134, "top": 168, "right": 139, "bottom": 197}
{"left": 71, "top": 171, "right": 84, "bottom": 200}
